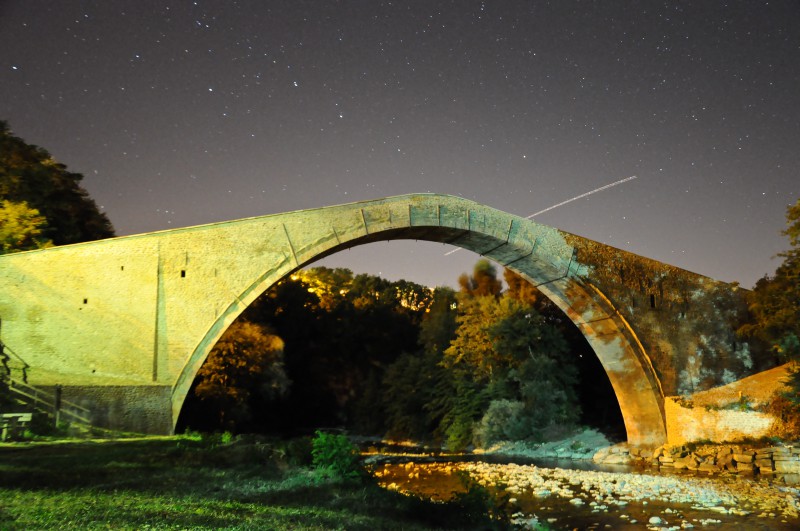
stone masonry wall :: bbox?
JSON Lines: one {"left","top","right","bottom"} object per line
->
{"left": 664, "top": 364, "right": 791, "bottom": 445}
{"left": 665, "top": 397, "right": 775, "bottom": 445}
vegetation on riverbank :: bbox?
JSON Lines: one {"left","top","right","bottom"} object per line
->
{"left": 0, "top": 434, "right": 508, "bottom": 530}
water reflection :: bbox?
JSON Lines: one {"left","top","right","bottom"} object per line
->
{"left": 363, "top": 449, "right": 800, "bottom": 530}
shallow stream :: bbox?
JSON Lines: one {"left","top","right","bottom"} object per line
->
{"left": 362, "top": 447, "right": 800, "bottom": 530}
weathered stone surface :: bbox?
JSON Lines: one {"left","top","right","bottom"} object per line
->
{"left": 0, "top": 193, "right": 766, "bottom": 438}
{"left": 755, "top": 459, "right": 775, "bottom": 471}
{"left": 734, "top": 453, "right": 754, "bottom": 463}
{"left": 774, "top": 460, "right": 800, "bottom": 474}
{"left": 698, "top": 462, "right": 719, "bottom": 472}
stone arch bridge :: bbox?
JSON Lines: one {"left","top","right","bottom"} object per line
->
{"left": 0, "top": 194, "right": 755, "bottom": 446}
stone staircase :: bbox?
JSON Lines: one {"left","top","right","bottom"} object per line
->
{"left": 1, "top": 341, "right": 92, "bottom": 438}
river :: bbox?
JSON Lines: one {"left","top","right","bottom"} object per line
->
{"left": 363, "top": 449, "right": 800, "bottom": 529}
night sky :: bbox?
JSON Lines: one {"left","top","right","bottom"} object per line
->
{"left": 2, "top": 1, "right": 798, "bottom": 289}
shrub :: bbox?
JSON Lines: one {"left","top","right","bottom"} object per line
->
{"left": 766, "top": 394, "right": 800, "bottom": 440}
{"left": 474, "top": 399, "right": 528, "bottom": 447}
{"left": 311, "top": 430, "right": 362, "bottom": 480}
{"left": 452, "top": 472, "right": 511, "bottom": 527}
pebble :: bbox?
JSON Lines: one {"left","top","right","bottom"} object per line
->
{"left": 454, "top": 461, "right": 799, "bottom": 524}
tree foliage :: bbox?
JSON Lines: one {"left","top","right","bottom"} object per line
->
{"left": 194, "top": 320, "right": 289, "bottom": 430}
{"left": 740, "top": 198, "right": 800, "bottom": 361}
{"left": 0, "top": 200, "right": 52, "bottom": 253}
{"left": 182, "top": 261, "right": 588, "bottom": 446}
{"left": 458, "top": 259, "right": 502, "bottom": 298}
{"left": 0, "top": 120, "right": 114, "bottom": 247}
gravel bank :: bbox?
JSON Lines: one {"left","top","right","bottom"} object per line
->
{"left": 464, "top": 461, "right": 800, "bottom": 528}
{"left": 377, "top": 459, "right": 800, "bottom": 529}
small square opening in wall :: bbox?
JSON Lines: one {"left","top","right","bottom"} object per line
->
{"left": 181, "top": 270, "right": 186, "bottom": 278}
{"left": 83, "top": 298, "right": 88, "bottom": 304}
{"left": 120, "top": 266, "right": 124, "bottom": 271}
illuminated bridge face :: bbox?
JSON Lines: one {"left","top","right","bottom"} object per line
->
{"left": 0, "top": 193, "right": 747, "bottom": 445}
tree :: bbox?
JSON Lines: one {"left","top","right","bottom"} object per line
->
{"left": 194, "top": 321, "right": 289, "bottom": 430}
{"left": 738, "top": 198, "right": 800, "bottom": 435}
{"left": 740, "top": 198, "right": 800, "bottom": 361}
{"left": 469, "top": 305, "right": 581, "bottom": 445}
{"left": 458, "top": 259, "right": 502, "bottom": 298}
{"left": 444, "top": 295, "right": 502, "bottom": 379}
{"left": 0, "top": 120, "right": 114, "bottom": 245}
{"left": 0, "top": 200, "right": 52, "bottom": 253}
{"left": 418, "top": 287, "right": 458, "bottom": 356}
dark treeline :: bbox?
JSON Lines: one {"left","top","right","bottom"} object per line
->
{"left": 178, "top": 260, "right": 625, "bottom": 449}
{"left": 0, "top": 120, "right": 114, "bottom": 252}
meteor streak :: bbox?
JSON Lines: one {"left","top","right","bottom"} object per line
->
{"left": 523, "top": 175, "right": 637, "bottom": 219}
{"left": 444, "top": 175, "right": 638, "bottom": 256}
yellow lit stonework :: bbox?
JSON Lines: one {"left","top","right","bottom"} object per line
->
{"left": 0, "top": 193, "right": 753, "bottom": 445}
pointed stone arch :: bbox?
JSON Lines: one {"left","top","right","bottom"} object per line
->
{"left": 171, "top": 194, "right": 666, "bottom": 446}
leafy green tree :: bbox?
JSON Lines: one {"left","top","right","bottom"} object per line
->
{"left": 458, "top": 259, "right": 502, "bottom": 298}
{"left": 0, "top": 120, "right": 114, "bottom": 245}
{"left": 418, "top": 287, "right": 457, "bottom": 355}
{"left": 475, "top": 305, "right": 581, "bottom": 444}
{"left": 444, "top": 296, "right": 525, "bottom": 379}
{"left": 740, "top": 198, "right": 800, "bottom": 361}
{"left": 0, "top": 200, "right": 52, "bottom": 253}
{"left": 738, "top": 199, "right": 800, "bottom": 430}
{"left": 382, "top": 351, "right": 445, "bottom": 440}
{"left": 194, "top": 321, "right": 289, "bottom": 430}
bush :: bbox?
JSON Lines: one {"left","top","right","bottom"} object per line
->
{"left": 474, "top": 399, "right": 529, "bottom": 447}
{"left": 766, "top": 394, "right": 800, "bottom": 440}
{"left": 452, "top": 472, "right": 511, "bottom": 527}
{"left": 310, "top": 430, "right": 363, "bottom": 480}
{"left": 443, "top": 414, "right": 475, "bottom": 452}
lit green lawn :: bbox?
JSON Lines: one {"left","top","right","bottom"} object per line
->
{"left": 0, "top": 436, "right": 494, "bottom": 530}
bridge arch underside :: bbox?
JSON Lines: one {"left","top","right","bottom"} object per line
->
{"left": 178, "top": 223, "right": 667, "bottom": 447}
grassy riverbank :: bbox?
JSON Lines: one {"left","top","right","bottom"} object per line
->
{"left": 0, "top": 435, "right": 499, "bottom": 530}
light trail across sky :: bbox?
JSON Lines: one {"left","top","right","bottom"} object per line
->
{"left": 444, "top": 175, "right": 638, "bottom": 256}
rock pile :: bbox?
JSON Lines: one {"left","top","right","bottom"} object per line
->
{"left": 594, "top": 442, "right": 800, "bottom": 476}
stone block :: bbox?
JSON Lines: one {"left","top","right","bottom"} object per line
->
{"left": 734, "top": 453, "right": 754, "bottom": 463}
{"left": 717, "top": 454, "right": 733, "bottom": 467}
{"left": 603, "top": 454, "right": 631, "bottom": 465}
{"left": 755, "top": 459, "right": 775, "bottom": 472}
{"left": 716, "top": 447, "right": 733, "bottom": 461}
{"left": 758, "top": 446, "right": 784, "bottom": 454}
{"left": 737, "top": 462, "right": 755, "bottom": 473}
{"left": 673, "top": 457, "right": 690, "bottom": 470}
{"left": 774, "top": 460, "right": 800, "bottom": 474}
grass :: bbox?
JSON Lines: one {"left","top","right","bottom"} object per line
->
{"left": 0, "top": 435, "right": 499, "bottom": 530}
